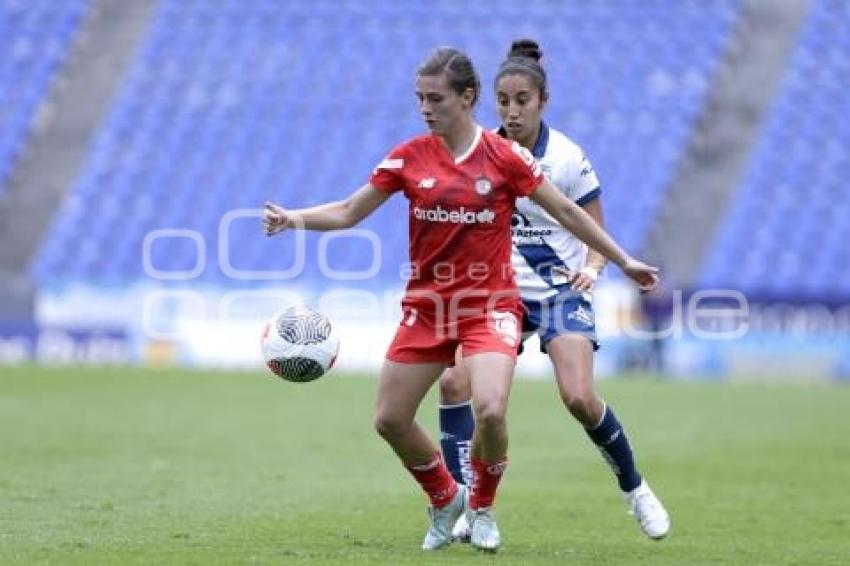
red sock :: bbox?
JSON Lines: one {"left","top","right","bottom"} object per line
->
{"left": 406, "top": 453, "right": 458, "bottom": 508}
{"left": 469, "top": 458, "right": 508, "bottom": 509}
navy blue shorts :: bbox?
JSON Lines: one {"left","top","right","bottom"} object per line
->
{"left": 521, "top": 292, "right": 600, "bottom": 353}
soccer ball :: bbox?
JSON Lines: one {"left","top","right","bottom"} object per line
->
{"left": 260, "top": 305, "right": 339, "bottom": 382}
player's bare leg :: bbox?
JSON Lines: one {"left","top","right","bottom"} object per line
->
{"left": 547, "top": 334, "right": 670, "bottom": 539}
{"left": 464, "top": 352, "right": 516, "bottom": 552}
{"left": 467, "top": 353, "right": 514, "bottom": 461}
{"left": 374, "top": 360, "right": 467, "bottom": 550}
{"left": 375, "top": 361, "right": 445, "bottom": 463}
{"left": 547, "top": 334, "right": 604, "bottom": 427}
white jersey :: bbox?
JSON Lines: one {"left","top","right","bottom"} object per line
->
{"left": 506, "top": 123, "right": 601, "bottom": 300}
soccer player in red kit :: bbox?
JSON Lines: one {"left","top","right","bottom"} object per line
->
{"left": 264, "top": 46, "right": 659, "bottom": 552}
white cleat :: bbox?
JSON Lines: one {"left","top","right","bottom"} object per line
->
{"left": 625, "top": 480, "right": 670, "bottom": 540}
{"left": 451, "top": 511, "right": 471, "bottom": 543}
{"left": 421, "top": 484, "right": 467, "bottom": 551}
{"left": 470, "top": 507, "right": 501, "bottom": 552}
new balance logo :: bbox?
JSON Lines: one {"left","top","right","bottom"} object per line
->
{"left": 418, "top": 177, "right": 437, "bottom": 189}
{"left": 413, "top": 206, "right": 495, "bottom": 224}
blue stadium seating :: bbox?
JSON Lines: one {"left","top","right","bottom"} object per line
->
{"left": 31, "top": 0, "right": 742, "bottom": 287}
{"left": 699, "top": 0, "right": 850, "bottom": 299}
{"left": 0, "top": 0, "right": 89, "bottom": 194}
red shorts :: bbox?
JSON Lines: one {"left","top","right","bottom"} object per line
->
{"left": 386, "top": 305, "right": 523, "bottom": 364}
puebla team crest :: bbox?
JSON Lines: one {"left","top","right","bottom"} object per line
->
{"left": 474, "top": 176, "right": 492, "bottom": 196}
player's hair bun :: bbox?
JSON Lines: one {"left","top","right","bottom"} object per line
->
{"left": 509, "top": 39, "right": 543, "bottom": 62}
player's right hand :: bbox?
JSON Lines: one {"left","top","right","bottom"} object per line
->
{"left": 622, "top": 257, "right": 660, "bottom": 293}
{"left": 552, "top": 266, "right": 597, "bottom": 293}
{"left": 263, "top": 201, "right": 290, "bottom": 236}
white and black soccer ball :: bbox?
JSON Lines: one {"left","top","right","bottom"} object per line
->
{"left": 260, "top": 305, "right": 339, "bottom": 382}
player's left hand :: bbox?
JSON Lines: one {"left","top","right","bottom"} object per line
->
{"left": 621, "top": 258, "right": 660, "bottom": 292}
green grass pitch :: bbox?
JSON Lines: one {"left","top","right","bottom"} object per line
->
{"left": 1, "top": 366, "right": 848, "bottom": 565}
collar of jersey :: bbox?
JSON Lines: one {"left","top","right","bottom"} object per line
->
{"left": 453, "top": 125, "right": 482, "bottom": 165}
{"left": 496, "top": 120, "right": 549, "bottom": 159}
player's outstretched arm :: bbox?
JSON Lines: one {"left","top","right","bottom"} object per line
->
{"left": 264, "top": 184, "right": 390, "bottom": 235}
{"left": 531, "top": 180, "right": 659, "bottom": 291}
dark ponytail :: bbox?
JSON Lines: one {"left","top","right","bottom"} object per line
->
{"left": 495, "top": 38, "right": 548, "bottom": 101}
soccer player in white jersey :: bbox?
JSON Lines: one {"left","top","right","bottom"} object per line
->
{"left": 437, "top": 39, "right": 671, "bottom": 541}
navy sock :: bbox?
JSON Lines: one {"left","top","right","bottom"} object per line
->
{"left": 438, "top": 401, "right": 474, "bottom": 486}
{"left": 585, "top": 404, "right": 642, "bottom": 492}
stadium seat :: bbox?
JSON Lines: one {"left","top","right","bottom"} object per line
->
{"left": 0, "top": 0, "right": 90, "bottom": 196}
{"left": 699, "top": 0, "right": 850, "bottom": 299}
{"left": 30, "top": 0, "right": 743, "bottom": 288}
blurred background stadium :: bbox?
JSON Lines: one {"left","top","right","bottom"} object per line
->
{"left": 1, "top": 0, "right": 847, "bottom": 379}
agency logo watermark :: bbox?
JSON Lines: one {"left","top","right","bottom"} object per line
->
{"left": 140, "top": 208, "right": 754, "bottom": 342}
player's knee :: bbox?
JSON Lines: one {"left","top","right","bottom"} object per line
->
{"left": 474, "top": 399, "right": 507, "bottom": 430}
{"left": 561, "top": 391, "right": 597, "bottom": 425}
{"left": 373, "top": 410, "right": 407, "bottom": 440}
{"left": 438, "top": 369, "right": 471, "bottom": 405}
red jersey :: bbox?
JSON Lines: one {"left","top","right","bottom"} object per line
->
{"left": 370, "top": 126, "right": 543, "bottom": 317}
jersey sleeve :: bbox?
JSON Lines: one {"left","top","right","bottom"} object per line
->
{"left": 570, "top": 151, "right": 601, "bottom": 206}
{"left": 369, "top": 144, "right": 407, "bottom": 194}
{"left": 503, "top": 140, "right": 544, "bottom": 197}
